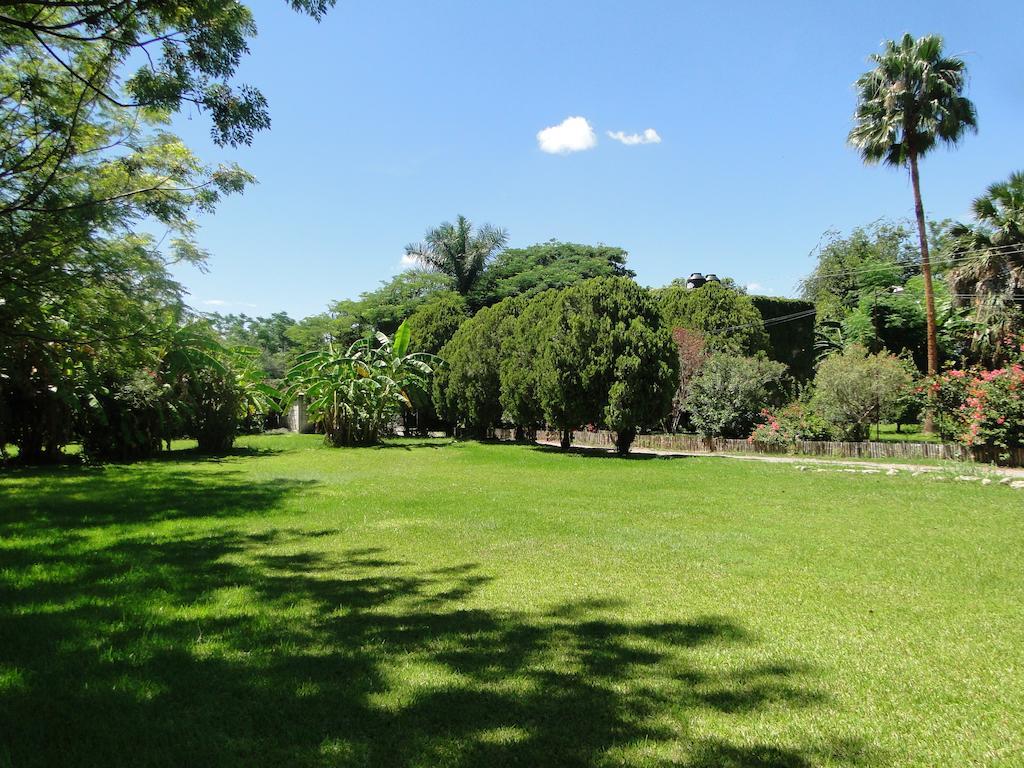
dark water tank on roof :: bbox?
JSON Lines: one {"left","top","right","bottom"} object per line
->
{"left": 686, "top": 272, "right": 706, "bottom": 290}
{"left": 705, "top": 273, "right": 720, "bottom": 283}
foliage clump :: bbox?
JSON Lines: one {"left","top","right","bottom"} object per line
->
{"left": 657, "top": 281, "right": 769, "bottom": 355}
{"left": 748, "top": 403, "right": 835, "bottom": 449}
{"left": 499, "top": 290, "right": 560, "bottom": 439}
{"left": 285, "top": 322, "right": 436, "bottom": 447}
{"left": 539, "top": 277, "right": 677, "bottom": 453}
{"left": 810, "top": 345, "right": 916, "bottom": 441}
{"left": 434, "top": 298, "right": 523, "bottom": 437}
{"left": 685, "top": 354, "right": 787, "bottom": 438}
{"left": 929, "top": 336, "right": 1024, "bottom": 460}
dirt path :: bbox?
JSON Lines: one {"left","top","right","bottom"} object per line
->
{"left": 534, "top": 439, "right": 1024, "bottom": 478}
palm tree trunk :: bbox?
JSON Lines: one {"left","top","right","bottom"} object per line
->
{"left": 909, "top": 149, "right": 939, "bottom": 433}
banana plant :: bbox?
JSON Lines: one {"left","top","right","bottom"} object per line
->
{"left": 228, "top": 345, "right": 281, "bottom": 421}
{"left": 283, "top": 320, "right": 440, "bottom": 446}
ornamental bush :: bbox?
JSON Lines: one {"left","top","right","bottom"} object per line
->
{"left": 811, "top": 345, "right": 916, "bottom": 441}
{"left": 685, "top": 353, "right": 787, "bottom": 438}
{"left": 930, "top": 341, "right": 1024, "bottom": 460}
{"left": 749, "top": 402, "right": 835, "bottom": 450}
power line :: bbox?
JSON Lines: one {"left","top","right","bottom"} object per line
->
{"left": 705, "top": 289, "right": 1021, "bottom": 336}
{"left": 798, "top": 243, "right": 1024, "bottom": 283}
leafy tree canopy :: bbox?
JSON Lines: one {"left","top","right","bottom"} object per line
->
{"left": 656, "top": 281, "right": 769, "bottom": 355}
{"left": 470, "top": 241, "right": 634, "bottom": 308}
{"left": 206, "top": 312, "right": 298, "bottom": 380}
{"left": 0, "top": 0, "right": 334, "bottom": 148}
{"left": 434, "top": 297, "right": 523, "bottom": 436}
{"left": 539, "top": 277, "right": 676, "bottom": 453}
{"left": 327, "top": 270, "right": 455, "bottom": 346}
{"left": 799, "top": 221, "right": 921, "bottom": 317}
{"left": 405, "top": 291, "right": 469, "bottom": 356}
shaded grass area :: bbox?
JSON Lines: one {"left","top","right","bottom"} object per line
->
{"left": 1, "top": 435, "right": 1022, "bottom": 767}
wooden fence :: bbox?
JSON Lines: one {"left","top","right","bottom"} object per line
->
{"left": 492, "top": 428, "right": 1024, "bottom": 467}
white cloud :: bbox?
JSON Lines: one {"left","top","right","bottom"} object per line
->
{"left": 746, "top": 282, "right": 763, "bottom": 293}
{"left": 606, "top": 128, "right": 661, "bottom": 146}
{"left": 400, "top": 252, "right": 421, "bottom": 267}
{"left": 537, "top": 116, "right": 597, "bottom": 154}
{"left": 203, "top": 299, "right": 228, "bottom": 306}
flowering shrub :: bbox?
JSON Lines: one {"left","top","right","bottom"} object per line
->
{"left": 930, "top": 336, "right": 1024, "bottom": 460}
{"left": 749, "top": 402, "right": 834, "bottom": 450}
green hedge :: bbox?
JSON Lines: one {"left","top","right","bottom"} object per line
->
{"left": 750, "top": 296, "right": 816, "bottom": 381}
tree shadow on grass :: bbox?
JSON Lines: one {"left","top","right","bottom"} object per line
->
{"left": 527, "top": 442, "right": 700, "bottom": 462}
{"left": 148, "top": 444, "right": 286, "bottom": 463}
{"left": 0, "top": 465, "right": 314, "bottom": 534}
{"left": 374, "top": 439, "right": 457, "bottom": 451}
{"left": 0, "top": 486, "right": 882, "bottom": 767}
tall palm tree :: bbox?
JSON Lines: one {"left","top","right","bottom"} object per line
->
{"left": 849, "top": 33, "right": 977, "bottom": 384}
{"left": 949, "top": 171, "right": 1024, "bottom": 363}
{"left": 405, "top": 215, "right": 508, "bottom": 296}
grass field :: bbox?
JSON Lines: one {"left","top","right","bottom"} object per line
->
{"left": 1, "top": 434, "right": 1022, "bottom": 767}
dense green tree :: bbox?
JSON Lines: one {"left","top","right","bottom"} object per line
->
{"left": 499, "top": 289, "right": 560, "bottom": 438}
{"left": 538, "top": 277, "right": 676, "bottom": 454}
{"left": 811, "top": 345, "right": 916, "bottom": 440}
{"left": 285, "top": 312, "right": 346, "bottom": 352}
{"left": 405, "top": 215, "right": 508, "bottom": 296}
{"left": 405, "top": 292, "right": 469, "bottom": 355}
{"left": 657, "top": 281, "right": 769, "bottom": 355}
{"left": 684, "top": 354, "right": 787, "bottom": 438}
{"left": 470, "top": 241, "right": 633, "bottom": 308}
{"left": 839, "top": 276, "right": 943, "bottom": 370}
{"left": 321, "top": 270, "right": 454, "bottom": 347}
{"left": 849, "top": 33, "right": 977, "bottom": 379}
{"left": 948, "top": 171, "right": 1024, "bottom": 363}
{"left": 0, "top": 2, "right": 323, "bottom": 460}
{"left": 434, "top": 298, "right": 523, "bottom": 437}
{"left": 799, "top": 221, "right": 920, "bottom": 319}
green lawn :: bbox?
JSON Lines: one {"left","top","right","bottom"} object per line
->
{"left": 1, "top": 435, "right": 1021, "bottom": 767}
{"left": 870, "top": 424, "right": 942, "bottom": 444}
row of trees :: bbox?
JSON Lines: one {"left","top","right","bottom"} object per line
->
{"left": 435, "top": 277, "right": 677, "bottom": 454}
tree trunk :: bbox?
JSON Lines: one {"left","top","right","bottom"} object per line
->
{"left": 559, "top": 429, "right": 572, "bottom": 451}
{"left": 909, "top": 149, "right": 939, "bottom": 434}
{"left": 614, "top": 428, "right": 636, "bottom": 455}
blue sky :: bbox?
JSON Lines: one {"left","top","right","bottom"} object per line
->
{"left": 167, "top": 0, "right": 1024, "bottom": 319}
